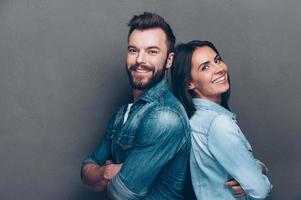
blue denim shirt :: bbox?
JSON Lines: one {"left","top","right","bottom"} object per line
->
{"left": 82, "top": 80, "right": 191, "bottom": 200}
{"left": 190, "top": 98, "right": 272, "bottom": 200}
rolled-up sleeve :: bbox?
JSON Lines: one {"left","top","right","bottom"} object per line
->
{"left": 208, "top": 115, "right": 272, "bottom": 200}
{"left": 107, "top": 107, "right": 189, "bottom": 199}
{"left": 107, "top": 174, "right": 146, "bottom": 200}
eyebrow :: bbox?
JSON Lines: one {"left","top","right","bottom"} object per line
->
{"left": 198, "top": 61, "right": 210, "bottom": 70}
{"left": 197, "top": 54, "right": 219, "bottom": 69}
{"left": 127, "top": 45, "right": 160, "bottom": 50}
{"left": 128, "top": 45, "right": 137, "bottom": 49}
{"left": 213, "top": 54, "right": 220, "bottom": 61}
{"left": 146, "top": 46, "right": 160, "bottom": 50}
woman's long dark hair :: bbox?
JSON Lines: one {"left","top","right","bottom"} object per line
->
{"left": 171, "top": 40, "right": 231, "bottom": 118}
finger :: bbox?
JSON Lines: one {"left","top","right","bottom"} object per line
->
{"left": 103, "top": 169, "right": 113, "bottom": 180}
{"left": 104, "top": 165, "right": 120, "bottom": 180}
{"left": 235, "top": 192, "right": 246, "bottom": 198}
{"left": 103, "top": 173, "right": 112, "bottom": 180}
{"left": 225, "top": 180, "right": 238, "bottom": 187}
{"left": 231, "top": 186, "right": 244, "bottom": 194}
{"left": 105, "top": 160, "right": 113, "bottom": 165}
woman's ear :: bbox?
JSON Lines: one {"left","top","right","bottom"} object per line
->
{"left": 188, "top": 82, "right": 195, "bottom": 90}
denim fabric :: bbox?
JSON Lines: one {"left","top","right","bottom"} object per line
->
{"left": 82, "top": 80, "right": 191, "bottom": 199}
{"left": 190, "top": 98, "right": 272, "bottom": 200}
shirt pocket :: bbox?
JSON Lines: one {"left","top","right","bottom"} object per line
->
{"left": 116, "top": 134, "right": 135, "bottom": 150}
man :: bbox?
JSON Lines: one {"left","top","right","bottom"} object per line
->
{"left": 81, "top": 12, "right": 191, "bottom": 199}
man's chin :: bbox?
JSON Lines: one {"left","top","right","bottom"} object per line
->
{"left": 131, "top": 81, "right": 150, "bottom": 90}
{"left": 128, "top": 69, "right": 165, "bottom": 90}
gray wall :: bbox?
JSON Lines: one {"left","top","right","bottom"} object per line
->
{"left": 0, "top": 0, "right": 300, "bottom": 199}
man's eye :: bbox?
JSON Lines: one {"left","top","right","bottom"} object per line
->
{"left": 148, "top": 50, "right": 158, "bottom": 55}
{"left": 128, "top": 49, "right": 137, "bottom": 54}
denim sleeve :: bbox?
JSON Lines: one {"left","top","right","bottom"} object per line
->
{"left": 254, "top": 159, "right": 269, "bottom": 176}
{"left": 207, "top": 115, "right": 272, "bottom": 200}
{"left": 80, "top": 112, "right": 117, "bottom": 178}
{"left": 107, "top": 107, "right": 189, "bottom": 199}
{"left": 82, "top": 132, "right": 112, "bottom": 165}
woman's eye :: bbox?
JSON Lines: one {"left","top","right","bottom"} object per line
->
{"left": 201, "top": 65, "right": 209, "bottom": 71}
{"left": 216, "top": 56, "right": 223, "bottom": 63}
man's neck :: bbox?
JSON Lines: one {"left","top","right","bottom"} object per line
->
{"left": 132, "top": 78, "right": 167, "bottom": 102}
{"left": 132, "top": 89, "right": 145, "bottom": 102}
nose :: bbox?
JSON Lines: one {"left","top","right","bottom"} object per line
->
{"left": 214, "top": 63, "right": 225, "bottom": 74}
{"left": 136, "top": 50, "right": 146, "bottom": 64}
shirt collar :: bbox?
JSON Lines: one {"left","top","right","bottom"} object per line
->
{"left": 139, "top": 80, "right": 169, "bottom": 103}
{"left": 193, "top": 98, "right": 236, "bottom": 120}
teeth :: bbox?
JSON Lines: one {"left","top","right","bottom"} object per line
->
{"left": 213, "top": 76, "right": 225, "bottom": 83}
{"left": 134, "top": 66, "right": 150, "bottom": 73}
{"left": 135, "top": 68, "right": 149, "bottom": 73}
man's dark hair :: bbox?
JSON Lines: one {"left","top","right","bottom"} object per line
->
{"left": 127, "top": 12, "right": 176, "bottom": 53}
{"left": 171, "top": 40, "right": 231, "bottom": 118}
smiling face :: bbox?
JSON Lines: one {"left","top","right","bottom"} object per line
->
{"left": 126, "top": 28, "right": 173, "bottom": 91}
{"left": 189, "top": 46, "right": 230, "bottom": 104}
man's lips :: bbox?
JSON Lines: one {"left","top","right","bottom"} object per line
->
{"left": 134, "top": 68, "right": 151, "bottom": 73}
{"left": 129, "top": 65, "right": 153, "bottom": 73}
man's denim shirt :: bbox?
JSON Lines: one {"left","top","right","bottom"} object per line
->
{"left": 82, "top": 80, "right": 191, "bottom": 200}
{"left": 190, "top": 98, "right": 272, "bottom": 200}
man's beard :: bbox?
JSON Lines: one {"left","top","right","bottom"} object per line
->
{"left": 126, "top": 61, "right": 167, "bottom": 91}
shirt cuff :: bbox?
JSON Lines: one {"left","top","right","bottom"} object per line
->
{"left": 107, "top": 175, "right": 146, "bottom": 200}
{"left": 255, "top": 159, "right": 269, "bottom": 176}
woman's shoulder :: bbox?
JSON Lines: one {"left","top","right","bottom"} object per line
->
{"left": 190, "top": 108, "right": 223, "bottom": 134}
{"left": 193, "top": 106, "right": 234, "bottom": 122}
{"left": 207, "top": 113, "right": 244, "bottom": 146}
{"left": 211, "top": 112, "right": 236, "bottom": 126}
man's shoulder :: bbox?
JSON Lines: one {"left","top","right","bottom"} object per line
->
{"left": 147, "top": 105, "right": 187, "bottom": 127}
{"left": 135, "top": 105, "right": 189, "bottom": 146}
{"left": 143, "top": 88, "right": 189, "bottom": 126}
{"left": 147, "top": 106, "right": 184, "bottom": 123}
{"left": 153, "top": 88, "right": 187, "bottom": 115}
{"left": 138, "top": 100, "right": 189, "bottom": 135}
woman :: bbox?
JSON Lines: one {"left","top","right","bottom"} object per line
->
{"left": 171, "top": 40, "right": 272, "bottom": 199}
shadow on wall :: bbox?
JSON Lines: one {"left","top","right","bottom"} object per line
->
{"left": 75, "top": 190, "right": 108, "bottom": 200}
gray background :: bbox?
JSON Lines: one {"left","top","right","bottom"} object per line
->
{"left": 0, "top": 0, "right": 300, "bottom": 199}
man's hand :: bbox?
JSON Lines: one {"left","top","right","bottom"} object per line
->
{"left": 225, "top": 179, "right": 246, "bottom": 198}
{"left": 103, "top": 160, "right": 123, "bottom": 180}
{"left": 81, "top": 163, "right": 110, "bottom": 191}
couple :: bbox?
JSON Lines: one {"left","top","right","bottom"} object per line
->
{"left": 81, "top": 12, "right": 272, "bottom": 199}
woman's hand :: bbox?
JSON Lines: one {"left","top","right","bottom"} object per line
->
{"left": 225, "top": 179, "right": 246, "bottom": 198}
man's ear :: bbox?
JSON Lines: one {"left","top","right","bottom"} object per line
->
{"left": 165, "top": 52, "right": 174, "bottom": 69}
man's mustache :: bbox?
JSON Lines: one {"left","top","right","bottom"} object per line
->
{"left": 129, "top": 64, "right": 155, "bottom": 72}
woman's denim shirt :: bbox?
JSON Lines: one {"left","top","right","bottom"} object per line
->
{"left": 82, "top": 80, "right": 191, "bottom": 199}
{"left": 190, "top": 98, "right": 272, "bottom": 200}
